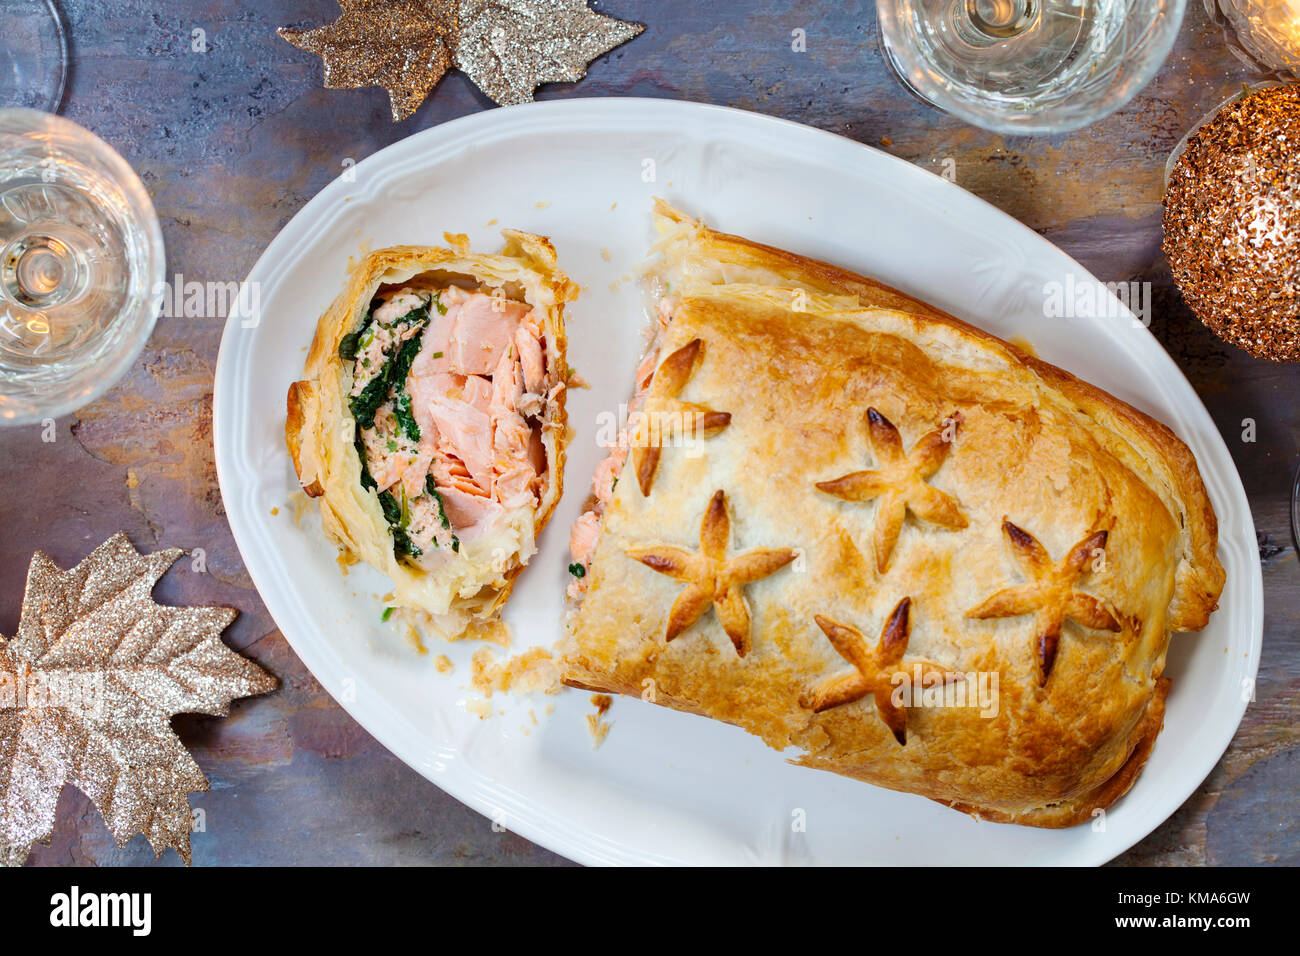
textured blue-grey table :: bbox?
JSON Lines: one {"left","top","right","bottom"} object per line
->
{"left": 4, "top": 0, "right": 1297, "bottom": 865}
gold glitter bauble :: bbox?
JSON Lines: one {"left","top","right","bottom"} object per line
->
{"left": 1163, "top": 85, "right": 1300, "bottom": 362}
{"left": 280, "top": 0, "right": 644, "bottom": 122}
{"left": 0, "top": 534, "right": 277, "bottom": 865}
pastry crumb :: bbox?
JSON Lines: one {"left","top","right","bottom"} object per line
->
{"left": 586, "top": 713, "right": 613, "bottom": 749}
{"left": 434, "top": 654, "right": 454, "bottom": 674}
{"left": 455, "top": 619, "right": 512, "bottom": 646}
{"left": 534, "top": 200, "right": 550, "bottom": 209}
{"left": 586, "top": 694, "right": 614, "bottom": 748}
{"left": 600, "top": 247, "right": 612, "bottom": 261}
{"left": 269, "top": 506, "right": 279, "bottom": 516}
{"left": 484, "top": 217, "right": 498, "bottom": 227}
{"left": 463, "top": 697, "right": 492, "bottom": 719}
{"left": 404, "top": 622, "right": 428, "bottom": 655}
{"left": 471, "top": 647, "right": 561, "bottom": 697}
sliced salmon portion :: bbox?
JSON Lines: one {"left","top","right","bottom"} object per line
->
{"left": 447, "top": 289, "right": 532, "bottom": 375}
{"left": 368, "top": 454, "right": 407, "bottom": 493}
{"left": 404, "top": 299, "right": 459, "bottom": 430}
{"left": 591, "top": 443, "right": 627, "bottom": 507}
{"left": 488, "top": 346, "right": 537, "bottom": 508}
{"left": 407, "top": 371, "right": 460, "bottom": 434}
{"left": 410, "top": 304, "right": 455, "bottom": 376}
{"left": 432, "top": 456, "right": 488, "bottom": 502}
{"left": 428, "top": 396, "right": 494, "bottom": 493}
{"left": 400, "top": 437, "right": 437, "bottom": 500}
{"left": 489, "top": 344, "right": 522, "bottom": 409}
{"left": 374, "top": 289, "right": 426, "bottom": 325}
{"left": 354, "top": 284, "right": 554, "bottom": 549}
{"left": 361, "top": 405, "right": 411, "bottom": 493}
{"left": 514, "top": 321, "right": 546, "bottom": 396}
{"left": 462, "top": 374, "right": 494, "bottom": 413}
{"left": 569, "top": 511, "right": 601, "bottom": 569}
{"left": 438, "top": 482, "right": 499, "bottom": 528}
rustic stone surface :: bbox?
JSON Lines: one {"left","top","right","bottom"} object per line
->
{"left": 2, "top": 0, "right": 1294, "bottom": 865}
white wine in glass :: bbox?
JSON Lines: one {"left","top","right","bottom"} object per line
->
{"left": 877, "top": 0, "right": 1187, "bottom": 133}
{"left": 0, "top": 109, "right": 164, "bottom": 424}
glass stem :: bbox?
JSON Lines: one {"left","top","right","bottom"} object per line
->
{"left": 957, "top": 0, "right": 1040, "bottom": 43}
{"left": 3, "top": 233, "right": 79, "bottom": 307}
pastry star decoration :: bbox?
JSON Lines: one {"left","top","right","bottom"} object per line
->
{"left": 816, "top": 408, "right": 967, "bottom": 572}
{"left": 279, "top": 0, "right": 644, "bottom": 122}
{"left": 627, "top": 490, "right": 794, "bottom": 656}
{"left": 631, "top": 338, "right": 731, "bottom": 496}
{"left": 805, "top": 598, "right": 962, "bottom": 745}
{"left": 966, "top": 520, "right": 1120, "bottom": 685}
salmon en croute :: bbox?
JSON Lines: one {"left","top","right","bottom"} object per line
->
{"left": 286, "top": 232, "right": 574, "bottom": 641}
{"left": 560, "top": 202, "right": 1225, "bottom": 827}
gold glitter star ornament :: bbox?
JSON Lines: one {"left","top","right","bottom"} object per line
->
{"left": 280, "top": 0, "right": 645, "bottom": 121}
{"left": 0, "top": 534, "right": 277, "bottom": 866}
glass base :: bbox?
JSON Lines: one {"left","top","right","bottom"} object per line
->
{"left": 879, "top": 20, "right": 944, "bottom": 111}
{"left": 0, "top": 0, "right": 68, "bottom": 113}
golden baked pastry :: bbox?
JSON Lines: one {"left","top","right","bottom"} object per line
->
{"left": 562, "top": 202, "right": 1224, "bottom": 827}
{"left": 287, "top": 232, "right": 574, "bottom": 640}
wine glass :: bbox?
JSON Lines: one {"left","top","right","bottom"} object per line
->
{"left": 0, "top": 0, "right": 68, "bottom": 113}
{"left": 877, "top": 0, "right": 1187, "bottom": 134}
{"left": 0, "top": 109, "right": 165, "bottom": 425}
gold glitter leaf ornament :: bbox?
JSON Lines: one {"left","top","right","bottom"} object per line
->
{"left": 280, "top": 0, "right": 644, "bottom": 122}
{"left": 0, "top": 534, "right": 277, "bottom": 866}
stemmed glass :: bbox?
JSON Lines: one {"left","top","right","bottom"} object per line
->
{"left": 0, "top": 110, "right": 164, "bottom": 425}
{"left": 0, "top": 3, "right": 165, "bottom": 425}
{"left": 1, "top": 0, "right": 68, "bottom": 113}
{"left": 877, "top": 0, "right": 1187, "bottom": 134}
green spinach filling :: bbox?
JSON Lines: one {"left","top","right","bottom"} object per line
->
{"left": 393, "top": 392, "right": 420, "bottom": 442}
{"left": 346, "top": 297, "right": 460, "bottom": 561}
{"left": 348, "top": 302, "right": 429, "bottom": 430}
{"left": 378, "top": 486, "right": 419, "bottom": 558}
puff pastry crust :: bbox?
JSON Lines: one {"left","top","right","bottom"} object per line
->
{"left": 287, "top": 232, "right": 574, "bottom": 640}
{"left": 561, "top": 202, "right": 1224, "bottom": 827}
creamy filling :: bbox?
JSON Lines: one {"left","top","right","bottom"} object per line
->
{"left": 347, "top": 283, "right": 553, "bottom": 570}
